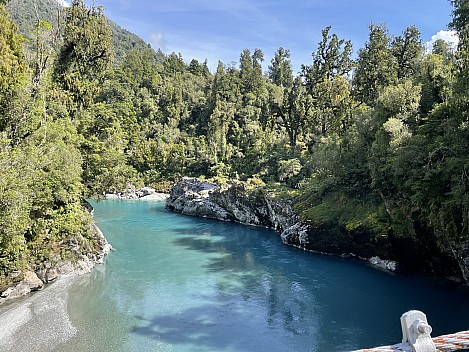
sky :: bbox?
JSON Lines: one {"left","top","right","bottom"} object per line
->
{"left": 72, "top": 0, "right": 457, "bottom": 72}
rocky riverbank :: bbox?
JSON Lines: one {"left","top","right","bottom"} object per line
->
{"left": 166, "top": 178, "right": 469, "bottom": 282}
{"left": 0, "top": 203, "right": 112, "bottom": 305}
{"left": 165, "top": 177, "right": 397, "bottom": 271}
{"left": 105, "top": 185, "right": 169, "bottom": 201}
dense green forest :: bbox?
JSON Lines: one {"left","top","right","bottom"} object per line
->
{"left": 0, "top": 0, "right": 468, "bottom": 287}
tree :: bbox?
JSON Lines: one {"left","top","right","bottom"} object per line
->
{"left": 391, "top": 25, "right": 424, "bottom": 79}
{"left": 449, "top": 0, "right": 469, "bottom": 33}
{"left": 268, "top": 47, "right": 293, "bottom": 88}
{"left": 450, "top": 0, "right": 469, "bottom": 94}
{"left": 302, "top": 27, "right": 354, "bottom": 137}
{"left": 54, "top": 0, "right": 114, "bottom": 109}
{"left": 353, "top": 24, "right": 397, "bottom": 106}
{"left": 239, "top": 48, "right": 264, "bottom": 96}
{"left": 274, "top": 76, "right": 313, "bottom": 149}
{"left": 163, "top": 52, "right": 186, "bottom": 75}
{"left": 0, "top": 4, "right": 26, "bottom": 130}
{"left": 119, "top": 47, "right": 161, "bottom": 93}
{"left": 432, "top": 38, "right": 455, "bottom": 61}
{"left": 312, "top": 75, "right": 353, "bottom": 136}
{"left": 302, "top": 26, "right": 353, "bottom": 90}
{"left": 418, "top": 51, "right": 454, "bottom": 113}
{"left": 207, "top": 99, "right": 235, "bottom": 163}
{"left": 188, "top": 58, "right": 210, "bottom": 77}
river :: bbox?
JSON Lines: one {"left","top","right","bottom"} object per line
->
{"left": 2, "top": 200, "right": 469, "bottom": 351}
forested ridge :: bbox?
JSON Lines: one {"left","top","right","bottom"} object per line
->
{"left": 0, "top": 0, "right": 469, "bottom": 287}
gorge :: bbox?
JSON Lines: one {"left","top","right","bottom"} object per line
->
{"left": 2, "top": 199, "right": 469, "bottom": 352}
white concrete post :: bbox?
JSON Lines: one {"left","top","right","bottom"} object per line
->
{"left": 400, "top": 310, "right": 436, "bottom": 352}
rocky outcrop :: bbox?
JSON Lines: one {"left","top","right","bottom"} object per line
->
{"left": 166, "top": 178, "right": 469, "bottom": 281}
{"left": 106, "top": 185, "right": 169, "bottom": 201}
{"left": 166, "top": 178, "right": 398, "bottom": 271}
{"left": 0, "top": 203, "right": 112, "bottom": 305}
{"left": 0, "top": 271, "right": 44, "bottom": 300}
{"left": 166, "top": 177, "right": 297, "bottom": 232}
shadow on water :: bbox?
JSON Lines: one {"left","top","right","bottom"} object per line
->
{"left": 164, "top": 217, "right": 469, "bottom": 350}
{"left": 130, "top": 301, "right": 310, "bottom": 352}
{"left": 92, "top": 202, "right": 469, "bottom": 351}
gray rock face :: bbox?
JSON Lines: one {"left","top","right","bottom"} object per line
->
{"left": 166, "top": 178, "right": 401, "bottom": 273}
{"left": 166, "top": 177, "right": 297, "bottom": 232}
{"left": 449, "top": 240, "right": 469, "bottom": 283}
{"left": 105, "top": 185, "right": 169, "bottom": 201}
{"left": 0, "top": 271, "right": 43, "bottom": 301}
{"left": 166, "top": 177, "right": 304, "bottom": 242}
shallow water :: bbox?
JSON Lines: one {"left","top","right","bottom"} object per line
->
{"left": 4, "top": 200, "right": 469, "bottom": 352}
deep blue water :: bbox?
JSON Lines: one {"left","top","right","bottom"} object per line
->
{"left": 54, "top": 200, "right": 469, "bottom": 351}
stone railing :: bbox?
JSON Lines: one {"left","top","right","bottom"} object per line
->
{"left": 353, "top": 310, "right": 469, "bottom": 352}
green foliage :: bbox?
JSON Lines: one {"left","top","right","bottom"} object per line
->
{"left": 296, "top": 191, "right": 389, "bottom": 237}
{"left": 278, "top": 158, "right": 302, "bottom": 182}
{"left": 7, "top": 0, "right": 148, "bottom": 65}
{"left": 301, "top": 27, "right": 354, "bottom": 138}
{"left": 353, "top": 24, "right": 397, "bottom": 106}
{"left": 449, "top": 0, "right": 469, "bottom": 34}
{"left": 418, "top": 52, "right": 454, "bottom": 113}
{"left": 302, "top": 26, "right": 353, "bottom": 87}
{"left": 391, "top": 25, "right": 424, "bottom": 79}
{"left": 54, "top": 0, "right": 114, "bottom": 108}
{"left": 268, "top": 47, "right": 293, "bottom": 88}
{"left": 273, "top": 76, "right": 313, "bottom": 148}
{"left": 1, "top": 0, "right": 469, "bottom": 284}
{"left": 0, "top": 4, "right": 27, "bottom": 126}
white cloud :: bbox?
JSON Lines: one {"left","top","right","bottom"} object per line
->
{"left": 54, "top": 0, "right": 70, "bottom": 7}
{"left": 425, "top": 30, "right": 459, "bottom": 52}
{"left": 149, "top": 32, "right": 166, "bottom": 50}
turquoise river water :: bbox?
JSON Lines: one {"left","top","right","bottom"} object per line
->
{"left": 19, "top": 200, "right": 469, "bottom": 351}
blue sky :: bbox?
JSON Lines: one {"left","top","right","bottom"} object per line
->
{"left": 90, "top": 0, "right": 455, "bottom": 72}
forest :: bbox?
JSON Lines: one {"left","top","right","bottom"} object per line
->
{"left": 0, "top": 0, "right": 468, "bottom": 287}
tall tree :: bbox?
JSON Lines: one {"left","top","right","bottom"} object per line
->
{"left": 239, "top": 48, "right": 264, "bottom": 96}
{"left": 418, "top": 51, "right": 454, "bottom": 113}
{"left": 302, "top": 26, "right": 354, "bottom": 137}
{"left": 450, "top": 0, "right": 469, "bottom": 94}
{"left": 353, "top": 24, "right": 397, "bottom": 106}
{"left": 274, "top": 76, "right": 313, "bottom": 149}
{"left": 391, "top": 25, "right": 424, "bottom": 79}
{"left": 268, "top": 47, "right": 293, "bottom": 88}
{"left": 54, "top": 0, "right": 114, "bottom": 109}
{"left": 0, "top": 4, "right": 26, "bottom": 130}
{"left": 449, "top": 0, "right": 469, "bottom": 33}
{"left": 302, "top": 26, "right": 353, "bottom": 88}
{"left": 432, "top": 38, "right": 455, "bottom": 61}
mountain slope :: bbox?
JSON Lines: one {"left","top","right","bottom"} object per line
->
{"left": 6, "top": 0, "right": 150, "bottom": 64}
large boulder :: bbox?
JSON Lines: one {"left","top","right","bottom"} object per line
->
{"left": 0, "top": 271, "right": 43, "bottom": 301}
{"left": 166, "top": 177, "right": 297, "bottom": 232}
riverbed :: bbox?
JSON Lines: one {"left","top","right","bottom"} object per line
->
{"left": 1, "top": 200, "right": 469, "bottom": 351}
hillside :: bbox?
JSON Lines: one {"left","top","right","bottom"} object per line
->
{"left": 6, "top": 0, "right": 150, "bottom": 63}
{"left": 1, "top": 0, "right": 469, "bottom": 295}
